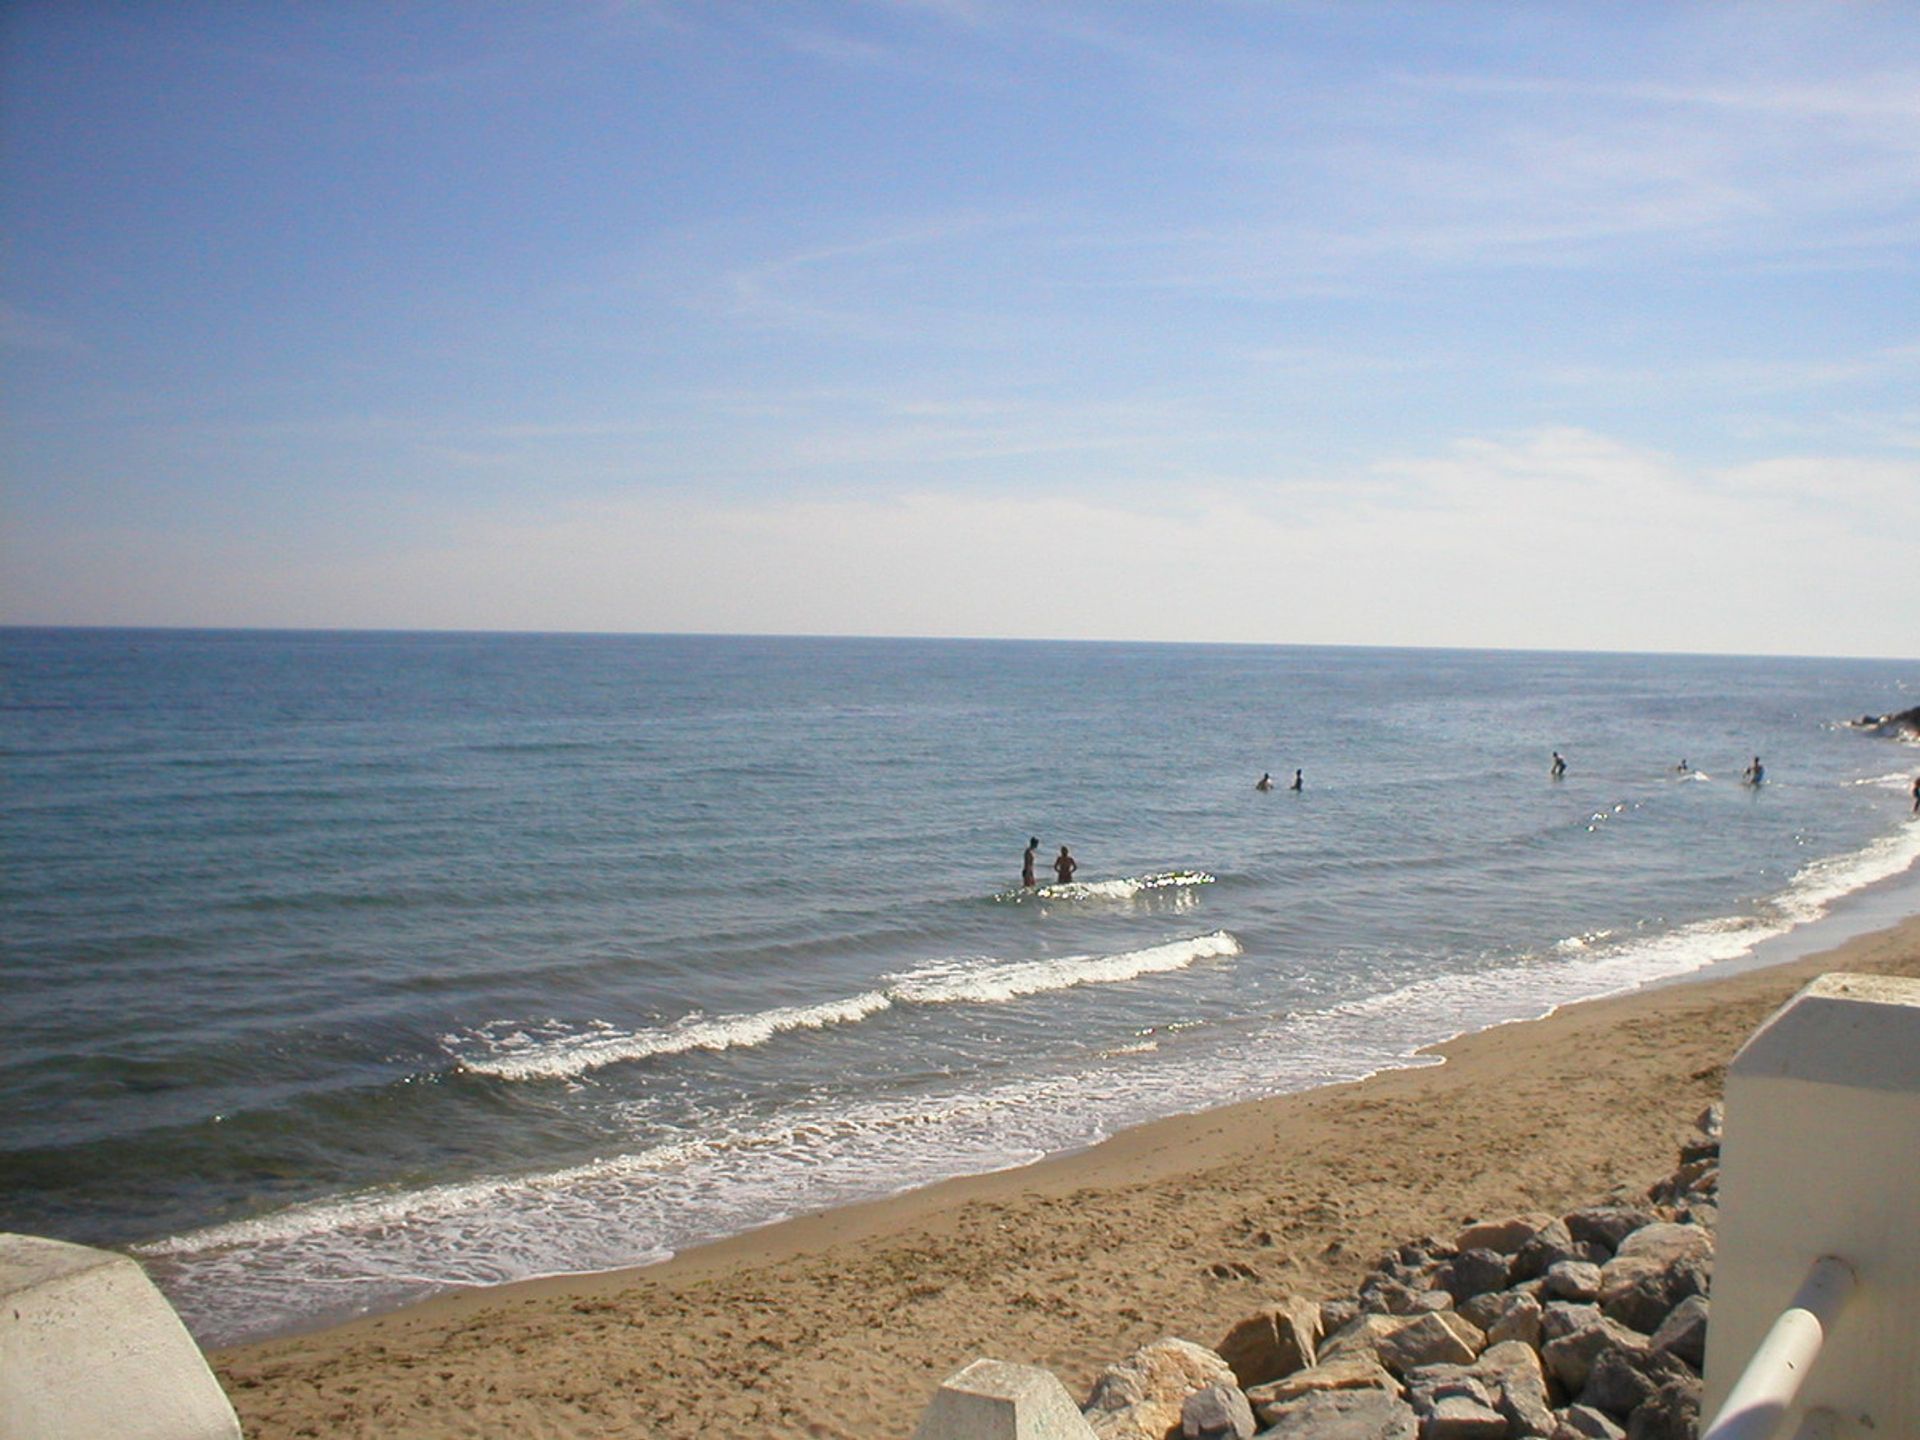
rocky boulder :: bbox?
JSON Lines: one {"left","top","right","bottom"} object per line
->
{"left": 1213, "top": 1296, "right": 1321, "bottom": 1388}
{"left": 1083, "top": 1337, "right": 1235, "bottom": 1440}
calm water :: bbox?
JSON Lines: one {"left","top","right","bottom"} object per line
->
{"left": 3, "top": 629, "right": 1916, "bottom": 1344}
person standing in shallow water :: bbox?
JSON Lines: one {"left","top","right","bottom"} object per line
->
{"left": 1289, "top": 769, "right": 1303, "bottom": 792}
{"left": 1911, "top": 775, "right": 1918, "bottom": 814}
{"left": 1053, "top": 846, "right": 1077, "bottom": 885}
{"left": 1255, "top": 772, "right": 1273, "bottom": 791}
{"left": 1551, "top": 751, "right": 1567, "bottom": 779}
{"left": 1021, "top": 837, "right": 1039, "bottom": 888}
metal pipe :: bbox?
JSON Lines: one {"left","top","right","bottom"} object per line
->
{"left": 1703, "top": 1256, "right": 1857, "bottom": 1440}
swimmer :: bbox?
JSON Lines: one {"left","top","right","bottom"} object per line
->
{"left": 1551, "top": 751, "right": 1567, "bottom": 779}
{"left": 1289, "top": 768, "right": 1303, "bottom": 792}
{"left": 1255, "top": 772, "right": 1273, "bottom": 792}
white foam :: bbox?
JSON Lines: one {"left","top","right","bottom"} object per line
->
{"left": 456, "top": 929, "right": 1242, "bottom": 1082}
{"left": 458, "top": 990, "right": 893, "bottom": 1081}
{"left": 884, "top": 931, "right": 1240, "bottom": 1005}
{"left": 1031, "top": 870, "right": 1215, "bottom": 900}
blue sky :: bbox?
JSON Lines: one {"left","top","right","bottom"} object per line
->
{"left": 3, "top": 2, "right": 1916, "bottom": 655}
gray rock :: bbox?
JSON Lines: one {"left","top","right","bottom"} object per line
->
{"left": 1545, "top": 1261, "right": 1604, "bottom": 1303}
{"left": 1541, "top": 1316, "right": 1647, "bottom": 1394}
{"left": 1579, "top": 1349, "right": 1695, "bottom": 1422}
{"left": 1647, "top": 1295, "right": 1708, "bottom": 1372}
{"left": 1247, "top": 1353, "right": 1399, "bottom": 1417}
{"left": 1403, "top": 1369, "right": 1489, "bottom": 1410}
{"left": 1182, "top": 1382, "right": 1255, "bottom": 1440}
{"left": 1322, "top": 1299, "right": 1363, "bottom": 1336}
{"left": 1564, "top": 1208, "right": 1658, "bottom": 1254}
{"left": 1476, "top": 1340, "right": 1555, "bottom": 1438}
{"left": 1440, "top": 1249, "right": 1513, "bottom": 1305}
{"left": 1597, "top": 1273, "right": 1672, "bottom": 1335}
{"left": 1609, "top": 1223, "right": 1714, "bottom": 1271}
{"left": 1084, "top": 1337, "right": 1236, "bottom": 1440}
{"left": 1423, "top": 1394, "right": 1509, "bottom": 1439}
{"left": 1510, "top": 1224, "right": 1583, "bottom": 1283}
{"left": 1485, "top": 1293, "right": 1543, "bottom": 1352}
{"left": 1553, "top": 1404, "right": 1625, "bottom": 1439}
{"left": 1376, "top": 1313, "right": 1483, "bottom": 1375}
{"left": 1457, "top": 1212, "right": 1563, "bottom": 1256}
{"left": 1457, "top": 1291, "right": 1509, "bottom": 1333}
{"left": 1624, "top": 1378, "right": 1701, "bottom": 1440}
{"left": 1215, "top": 1297, "right": 1322, "bottom": 1388}
{"left": 1540, "top": 1302, "right": 1602, "bottom": 1344}
{"left": 1254, "top": 1387, "right": 1419, "bottom": 1439}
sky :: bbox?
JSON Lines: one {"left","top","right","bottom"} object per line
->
{"left": 2, "top": 2, "right": 1916, "bottom": 657}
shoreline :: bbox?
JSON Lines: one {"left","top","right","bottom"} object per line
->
{"left": 213, "top": 903, "right": 1920, "bottom": 1439}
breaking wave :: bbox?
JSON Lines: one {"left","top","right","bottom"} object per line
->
{"left": 454, "top": 930, "right": 1241, "bottom": 1082}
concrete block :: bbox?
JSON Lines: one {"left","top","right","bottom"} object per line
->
{"left": 1, "top": 1233, "right": 242, "bottom": 1440}
{"left": 1702, "top": 973, "right": 1920, "bottom": 1435}
{"left": 913, "top": 1358, "right": 1099, "bottom": 1440}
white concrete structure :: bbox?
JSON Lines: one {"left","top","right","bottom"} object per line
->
{"left": 912, "top": 1358, "right": 1099, "bottom": 1440}
{"left": 1702, "top": 973, "right": 1920, "bottom": 1439}
{"left": 0, "top": 1233, "right": 243, "bottom": 1440}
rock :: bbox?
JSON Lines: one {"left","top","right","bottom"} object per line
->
{"left": 1541, "top": 1316, "right": 1647, "bottom": 1394}
{"left": 1254, "top": 1387, "right": 1419, "bottom": 1439}
{"left": 1376, "top": 1313, "right": 1484, "bottom": 1375}
{"left": 1439, "top": 1249, "right": 1513, "bottom": 1304}
{"left": 1181, "top": 1382, "right": 1255, "bottom": 1440}
{"left": 1401, "top": 1366, "right": 1484, "bottom": 1408}
{"left": 1457, "top": 1213, "right": 1562, "bottom": 1256}
{"left": 1510, "top": 1222, "right": 1582, "bottom": 1282}
{"left": 1597, "top": 1273, "right": 1673, "bottom": 1335}
{"left": 1647, "top": 1295, "right": 1708, "bottom": 1372}
{"left": 1624, "top": 1378, "right": 1701, "bottom": 1440}
{"left": 1458, "top": 1291, "right": 1509, "bottom": 1333}
{"left": 1424, "top": 1394, "right": 1509, "bottom": 1439}
{"left": 1545, "top": 1261, "right": 1604, "bottom": 1302}
{"left": 1553, "top": 1404, "right": 1626, "bottom": 1439}
{"left": 1322, "top": 1314, "right": 1480, "bottom": 1378}
{"left": 1322, "top": 1298, "right": 1363, "bottom": 1335}
{"left": 1485, "top": 1293, "right": 1544, "bottom": 1352}
{"left": 1214, "top": 1297, "right": 1321, "bottom": 1388}
{"left": 1247, "top": 1354, "right": 1400, "bottom": 1416}
{"left": 1609, "top": 1223, "right": 1714, "bottom": 1272}
{"left": 1540, "top": 1302, "right": 1602, "bottom": 1343}
{"left": 1563, "top": 1208, "right": 1658, "bottom": 1254}
{"left": 1580, "top": 1350, "right": 1695, "bottom": 1423}
{"left": 1476, "top": 1340, "right": 1556, "bottom": 1438}
{"left": 1597, "top": 1226, "right": 1712, "bottom": 1331}
{"left": 1084, "top": 1338, "right": 1235, "bottom": 1440}
{"left": 1358, "top": 1278, "right": 1431, "bottom": 1317}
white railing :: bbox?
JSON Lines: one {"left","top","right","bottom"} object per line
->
{"left": 1700, "top": 972, "right": 1920, "bottom": 1439}
{"left": 1701, "top": 1255, "right": 1853, "bottom": 1440}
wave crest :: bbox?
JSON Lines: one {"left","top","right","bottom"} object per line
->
{"left": 455, "top": 930, "right": 1242, "bottom": 1083}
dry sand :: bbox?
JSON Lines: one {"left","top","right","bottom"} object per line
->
{"left": 213, "top": 913, "right": 1920, "bottom": 1439}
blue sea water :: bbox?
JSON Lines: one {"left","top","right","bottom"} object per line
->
{"left": 2, "top": 628, "right": 1917, "bottom": 1346}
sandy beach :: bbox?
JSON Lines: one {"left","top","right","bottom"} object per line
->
{"left": 211, "top": 912, "right": 1920, "bottom": 1439}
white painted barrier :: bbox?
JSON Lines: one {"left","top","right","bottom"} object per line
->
{"left": 912, "top": 1358, "right": 1098, "bottom": 1440}
{"left": 1702, "top": 973, "right": 1920, "bottom": 1438}
{"left": 1701, "top": 1256, "right": 1853, "bottom": 1440}
{"left": 0, "top": 1233, "right": 243, "bottom": 1440}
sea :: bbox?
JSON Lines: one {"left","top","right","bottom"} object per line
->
{"left": 3, "top": 628, "right": 1917, "bottom": 1348}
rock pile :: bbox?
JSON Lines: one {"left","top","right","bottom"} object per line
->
{"left": 1079, "top": 1105, "right": 1722, "bottom": 1440}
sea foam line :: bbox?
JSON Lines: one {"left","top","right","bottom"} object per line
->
{"left": 455, "top": 930, "right": 1241, "bottom": 1082}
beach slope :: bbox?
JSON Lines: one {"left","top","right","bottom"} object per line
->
{"left": 215, "top": 915, "right": 1920, "bottom": 1439}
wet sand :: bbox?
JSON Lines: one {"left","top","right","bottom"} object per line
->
{"left": 213, "top": 913, "right": 1920, "bottom": 1439}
